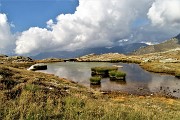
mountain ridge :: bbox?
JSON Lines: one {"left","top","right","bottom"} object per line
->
{"left": 133, "top": 34, "right": 180, "bottom": 55}
{"left": 31, "top": 43, "right": 148, "bottom": 59}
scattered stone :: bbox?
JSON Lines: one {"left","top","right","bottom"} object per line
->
{"left": 173, "top": 90, "right": 177, "bottom": 93}
{"left": 142, "top": 58, "right": 151, "bottom": 63}
{"left": 6, "top": 56, "right": 33, "bottom": 62}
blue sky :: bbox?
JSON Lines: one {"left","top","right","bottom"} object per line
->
{"left": 0, "top": 0, "right": 180, "bottom": 55}
{"left": 0, "top": 0, "right": 79, "bottom": 32}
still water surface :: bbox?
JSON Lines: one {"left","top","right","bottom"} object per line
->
{"left": 39, "top": 62, "right": 180, "bottom": 98}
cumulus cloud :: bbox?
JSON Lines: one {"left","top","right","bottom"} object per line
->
{"left": 130, "top": 0, "right": 180, "bottom": 44}
{"left": 16, "top": 27, "right": 54, "bottom": 55}
{"left": 148, "top": 0, "right": 180, "bottom": 27}
{"left": 15, "top": 0, "right": 153, "bottom": 56}
{"left": 0, "top": 13, "right": 15, "bottom": 54}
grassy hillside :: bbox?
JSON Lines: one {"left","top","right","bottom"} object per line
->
{"left": 133, "top": 34, "right": 180, "bottom": 55}
{"left": 1, "top": 63, "right": 180, "bottom": 120}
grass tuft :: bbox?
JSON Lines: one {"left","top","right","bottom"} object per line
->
{"left": 109, "top": 71, "right": 126, "bottom": 81}
{"left": 115, "top": 71, "right": 126, "bottom": 78}
{"left": 109, "top": 71, "right": 116, "bottom": 77}
{"left": 91, "top": 66, "right": 118, "bottom": 77}
{"left": 90, "top": 76, "right": 101, "bottom": 85}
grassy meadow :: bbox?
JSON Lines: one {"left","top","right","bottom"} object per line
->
{"left": 0, "top": 63, "right": 180, "bottom": 120}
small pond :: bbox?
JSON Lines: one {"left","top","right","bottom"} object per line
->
{"left": 38, "top": 62, "right": 180, "bottom": 98}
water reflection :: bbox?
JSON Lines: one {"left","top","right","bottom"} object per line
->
{"left": 110, "top": 80, "right": 127, "bottom": 85}
{"left": 39, "top": 62, "right": 180, "bottom": 98}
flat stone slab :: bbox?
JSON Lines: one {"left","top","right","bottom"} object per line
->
{"left": 28, "top": 64, "right": 47, "bottom": 71}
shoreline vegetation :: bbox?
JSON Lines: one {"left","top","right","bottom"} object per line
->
{"left": 0, "top": 51, "right": 180, "bottom": 119}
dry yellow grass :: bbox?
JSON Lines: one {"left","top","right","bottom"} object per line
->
{"left": 140, "top": 62, "right": 180, "bottom": 75}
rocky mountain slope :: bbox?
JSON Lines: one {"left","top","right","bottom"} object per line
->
{"left": 133, "top": 34, "right": 180, "bottom": 55}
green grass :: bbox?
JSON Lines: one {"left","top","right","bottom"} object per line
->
{"left": 90, "top": 76, "right": 101, "bottom": 85}
{"left": 91, "top": 66, "right": 118, "bottom": 77}
{"left": 24, "top": 84, "right": 41, "bottom": 92}
{"left": 109, "top": 71, "right": 117, "bottom": 77}
{"left": 115, "top": 71, "right": 126, "bottom": 78}
{"left": 109, "top": 71, "right": 126, "bottom": 80}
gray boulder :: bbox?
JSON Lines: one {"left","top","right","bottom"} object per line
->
{"left": 28, "top": 64, "right": 47, "bottom": 71}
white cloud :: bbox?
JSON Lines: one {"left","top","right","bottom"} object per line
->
{"left": 0, "top": 13, "right": 16, "bottom": 54}
{"left": 15, "top": 0, "right": 153, "bottom": 55}
{"left": 15, "top": 27, "right": 54, "bottom": 55}
{"left": 46, "top": 19, "right": 54, "bottom": 29}
{"left": 130, "top": 0, "right": 180, "bottom": 44}
{"left": 148, "top": 0, "right": 180, "bottom": 27}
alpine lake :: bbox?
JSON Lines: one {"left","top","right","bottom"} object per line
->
{"left": 38, "top": 62, "right": 180, "bottom": 98}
